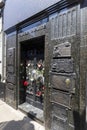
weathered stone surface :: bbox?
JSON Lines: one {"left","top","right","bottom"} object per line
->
{"left": 18, "top": 102, "right": 44, "bottom": 123}
{"left": 7, "top": 48, "right": 15, "bottom": 65}
{"left": 6, "top": 88, "right": 15, "bottom": 101}
{"left": 53, "top": 42, "right": 71, "bottom": 58}
{"left": 7, "top": 66, "right": 14, "bottom": 73}
{"left": 51, "top": 58, "right": 74, "bottom": 73}
{"left": 51, "top": 115, "right": 67, "bottom": 130}
{"left": 6, "top": 34, "right": 17, "bottom": 109}
{"left": 5, "top": 1, "right": 84, "bottom": 130}
{"left": 6, "top": 83, "right": 15, "bottom": 90}
{"left": 7, "top": 73, "right": 16, "bottom": 84}
{"left": 50, "top": 6, "right": 77, "bottom": 40}
{"left": 50, "top": 74, "right": 75, "bottom": 92}
{"left": 48, "top": 3, "right": 80, "bottom": 130}
{"left": 80, "top": 2, "right": 87, "bottom": 129}
{"left": 51, "top": 103, "right": 67, "bottom": 119}
{"left": 18, "top": 24, "right": 46, "bottom": 42}
{"left": 50, "top": 89, "right": 71, "bottom": 107}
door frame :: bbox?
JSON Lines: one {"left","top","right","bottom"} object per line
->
{"left": 17, "top": 24, "right": 47, "bottom": 107}
{"left": 18, "top": 36, "right": 45, "bottom": 108}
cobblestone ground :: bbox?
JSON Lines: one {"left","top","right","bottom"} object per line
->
{"left": 0, "top": 100, "right": 45, "bottom": 130}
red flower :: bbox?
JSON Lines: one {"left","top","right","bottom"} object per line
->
{"left": 23, "top": 81, "right": 29, "bottom": 86}
{"left": 36, "top": 91, "right": 42, "bottom": 96}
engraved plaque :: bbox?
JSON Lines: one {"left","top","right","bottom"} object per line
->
{"left": 51, "top": 58, "right": 74, "bottom": 73}
{"left": 51, "top": 90, "right": 71, "bottom": 107}
{"left": 7, "top": 73, "right": 16, "bottom": 84}
{"left": 7, "top": 48, "right": 15, "bottom": 65}
{"left": 53, "top": 42, "right": 71, "bottom": 58}
{"left": 51, "top": 115, "right": 67, "bottom": 130}
{"left": 50, "top": 74, "right": 75, "bottom": 92}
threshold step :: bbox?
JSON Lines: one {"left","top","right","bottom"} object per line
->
{"left": 18, "top": 102, "right": 44, "bottom": 124}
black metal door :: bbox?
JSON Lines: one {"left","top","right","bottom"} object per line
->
{"left": 20, "top": 39, "right": 45, "bottom": 109}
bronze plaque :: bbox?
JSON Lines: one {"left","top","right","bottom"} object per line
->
{"left": 53, "top": 42, "right": 71, "bottom": 58}
{"left": 50, "top": 74, "right": 75, "bottom": 92}
{"left": 51, "top": 58, "right": 74, "bottom": 73}
{"left": 51, "top": 90, "right": 71, "bottom": 107}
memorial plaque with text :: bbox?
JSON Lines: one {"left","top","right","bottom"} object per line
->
{"left": 53, "top": 42, "right": 71, "bottom": 58}
{"left": 51, "top": 58, "right": 74, "bottom": 73}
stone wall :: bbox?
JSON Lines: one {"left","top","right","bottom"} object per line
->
{"left": 80, "top": 1, "right": 87, "bottom": 129}
{"left": 0, "top": 17, "right": 2, "bottom": 77}
{"left": 4, "top": 0, "right": 87, "bottom": 130}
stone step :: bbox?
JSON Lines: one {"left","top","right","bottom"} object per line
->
{"left": 18, "top": 102, "right": 44, "bottom": 124}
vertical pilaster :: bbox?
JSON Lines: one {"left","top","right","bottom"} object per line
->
{"left": 80, "top": 1, "right": 87, "bottom": 129}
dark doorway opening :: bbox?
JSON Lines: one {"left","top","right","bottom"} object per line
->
{"left": 19, "top": 36, "right": 45, "bottom": 110}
